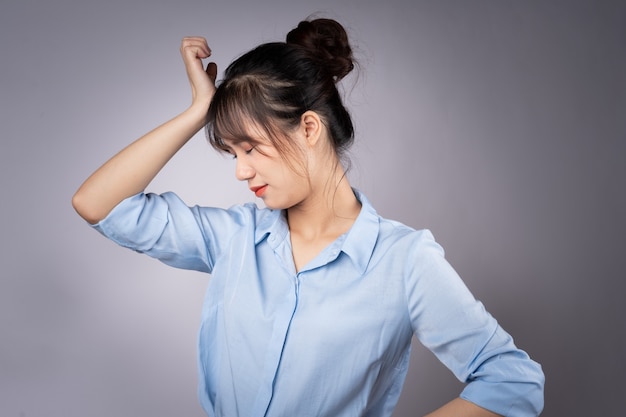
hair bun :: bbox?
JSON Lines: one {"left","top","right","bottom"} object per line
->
{"left": 286, "top": 18, "right": 354, "bottom": 81}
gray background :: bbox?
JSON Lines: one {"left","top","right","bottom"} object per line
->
{"left": 1, "top": 0, "right": 624, "bottom": 416}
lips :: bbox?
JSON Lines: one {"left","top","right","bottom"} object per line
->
{"left": 250, "top": 185, "right": 268, "bottom": 197}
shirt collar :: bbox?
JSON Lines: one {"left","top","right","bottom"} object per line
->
{"left": 253, "top": 189, "right": 380, "bottom": 275}
{"left": 340, "top": 189, "right": 380, "bottom": 275}
{"left": 254, "top": 206, "right": 287, "bottom": 246}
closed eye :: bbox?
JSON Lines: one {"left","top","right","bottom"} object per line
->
{"left": 227, "top": 146, "right": 255, "bottom": 160}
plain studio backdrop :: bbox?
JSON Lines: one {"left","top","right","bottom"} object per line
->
{"left": 1, "top": 0, "right": 624, "bottom": 416}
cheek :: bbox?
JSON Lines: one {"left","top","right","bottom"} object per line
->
{"left": 281, "top": 167, "right": 309, "bottom": 190}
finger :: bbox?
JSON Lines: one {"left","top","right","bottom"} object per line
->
{"left": 206, "top": 62, "right": 217, "bottom": 84}
{"left": 181, "top": 37, "right": 211, "bottom": 59}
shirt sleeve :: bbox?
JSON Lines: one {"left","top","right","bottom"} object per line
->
{"left": 91, "top": 192, "right": 251, "bottom": 273}
{"left": 404, "top": 231, "right": 545, "bottom": 417}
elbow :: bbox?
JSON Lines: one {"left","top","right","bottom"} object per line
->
{"left": 507, "top": 376, "right": 545, "bottom": 417}
{"left": 514, "top": 355, "right": 545, "bottom": 416}
{"left": 526, "top": 366, "right": 545, "bottom": 416}
{"left": 463, "top": 351, "right": 545, "bottom": 417}
{"left": 513, "top": 373, "right": 545, "bottom": 417}
{"left": 71, "top": 189, "right": 103, "bottom": 225}
{"left": 462, "top": 376, "right": 544, "bottom": 417}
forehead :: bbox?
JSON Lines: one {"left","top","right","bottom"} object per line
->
{"left": 220, "top": 137, "right": 253, "bottom": 149}
{"left": 219, "top": 127, "right": 268, "bottom": 148}
{"left": 217, "top": 113, "right": 271, "bottom": 141}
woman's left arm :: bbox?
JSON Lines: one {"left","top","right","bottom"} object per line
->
{"left": 424, "top": 398, "right": 502, "bottom": 417}
{"left": 405, "top": 232, "right": 544, "bottom": 417}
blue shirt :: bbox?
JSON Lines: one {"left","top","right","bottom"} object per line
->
{"left": 93, "top": 190, "right": 544, "bottom": 417}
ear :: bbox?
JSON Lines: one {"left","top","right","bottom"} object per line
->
{"left": 300, "top": 111, "right": 323, "bottom": 147}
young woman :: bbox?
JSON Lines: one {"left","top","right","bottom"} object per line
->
{"left": 73, "top": 18, "right": 544, "bottom": 417}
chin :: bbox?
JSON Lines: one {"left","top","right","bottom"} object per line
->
{"left": 262, "top": 191, "right": 305, "bottom": 211}
{"left": 264, "top": 202, "right": 290, "bottom": 211}
{"left": 263, "top": 197, "right": 296, "bottom": 211}
{"left": 258, "top": 197, "right": 281, "bottom": 210}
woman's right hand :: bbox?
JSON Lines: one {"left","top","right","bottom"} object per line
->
{"left": 180, "top": 37, "right": 217, "bottom": 110}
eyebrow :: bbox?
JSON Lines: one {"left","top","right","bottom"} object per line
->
{"left": 221, "top": 132, "right": 265, "bottom": 147}
{"left": 225, "top": 137, "right": 251, "bottom": 145}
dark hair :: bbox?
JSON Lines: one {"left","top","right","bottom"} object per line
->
{"left": 206, "top": 18, "right": 356, "bottom": 169}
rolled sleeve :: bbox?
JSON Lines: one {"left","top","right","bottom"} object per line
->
{"left": 91, "top": 192, "right": 251, "bottom": 273}
{"left": 460, "top": 337, "right": 545, "bottom": 416}
{"left": 93, "top": 193, "right": 170, "bottom": 251}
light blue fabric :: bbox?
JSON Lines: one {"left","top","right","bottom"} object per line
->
{"left": 93, "top": 190, "right": 544, "bottom": 417}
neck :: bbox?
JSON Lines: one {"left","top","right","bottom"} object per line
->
{"left": 286, "top": 171, "right": 361, "bottom": 241}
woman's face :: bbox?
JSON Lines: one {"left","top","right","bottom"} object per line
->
{"left": 222, "top": 127, "right": 311, "bottom": 210}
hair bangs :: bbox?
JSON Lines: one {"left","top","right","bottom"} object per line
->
{"left": 208, "top": 76, "right": 280, "bottom": 152}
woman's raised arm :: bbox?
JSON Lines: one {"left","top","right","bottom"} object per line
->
{"left": 72, "top": 37, "right": 216, "bottom": 224}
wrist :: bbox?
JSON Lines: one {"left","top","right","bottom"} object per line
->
{"left": 184, "top": 101, "right": 210, "bottom": 130}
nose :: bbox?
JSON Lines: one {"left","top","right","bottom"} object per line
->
{"left": 235, "top": 157, "right": 255, "bottom": 181}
